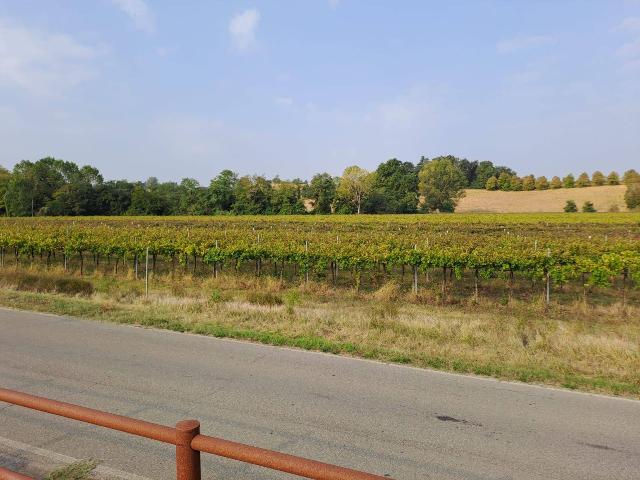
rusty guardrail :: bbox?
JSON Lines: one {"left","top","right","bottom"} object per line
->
{"left": 0, "top": 387, "right": 391, "bottom": 480}
{"left": 0, "top": 466, "right": 35, "bottom": 480}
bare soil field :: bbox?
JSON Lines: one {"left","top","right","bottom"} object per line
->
{"left": 457, "top": 185, "right": 627, "bottom": 213}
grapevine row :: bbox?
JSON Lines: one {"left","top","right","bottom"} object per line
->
{"left": 1, "top": 216, "right": 639, "bottom": 289}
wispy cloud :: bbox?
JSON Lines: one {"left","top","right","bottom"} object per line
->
{"left": 497, "top": 35, "right": 555, "bottom": 54}
{"left": 0, "top": 18, "right": 102, "bottom": 96}
{"left": 615, "top": 17, "right": 640, "bottom": 71}
{"left": 363, "top": 86, "right": 440, "bottom": 131}
{"left": 328, "top": 0, "right": 340, "bottom": 9}
{"left": 112, "top": 0, "right": 155, "bottom": 33}
{"left": 275, "top": 96, "right": 293, "bottom": 107}
{"left": 617, "top": 17, "right": 640, "bottom": 31}
{"left": 229, "top": 9, "right": 260, "bottom": 51}
{"left": 618, "top": 38, "right": 640, "bottom": 58}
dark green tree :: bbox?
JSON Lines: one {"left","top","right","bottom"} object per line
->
{"left": 368, "top": 158, "right": 418, "bottom": 213}
{"left": 452, "top": 157, "right": 478, "bottom": 187}
{"left": 208, "top": 170, "right": 238, "bottom": 212}
{"left": 307, "top": 173, "right": 337, "bottom": 214}
{"left": 270, "top": 180, "right": 306, "bottom": 214}
{"left": 4, "top": 157, "right": 82, "bottom": 216}
{"left": 0, "top": 166, "right": 11, "bottom": 215}
{"left": 564, "top": 200, "right": 578, "bottom": 212}
{"left": 582, "top": 200, "right": 596, "bottom": 212}
{"left": 232, "top": 176, "right": 272, "bottom": 214}
{"left": 178, "top": 178, "right": 208, "bottom": 215}
{"left": 95, "top": 180, "right": 134, "bottom": 215}
{"left": 474, "top": 161, "right": 498, "bottom": 189}
{"left": 128, "top": 178, "right": 173, "bottom": 215}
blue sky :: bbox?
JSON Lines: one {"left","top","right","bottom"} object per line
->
{"left": 0, "top": 0, "right": 638, "bottom": 183}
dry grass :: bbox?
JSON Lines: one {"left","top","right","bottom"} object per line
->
{"left": 46, "top": 460, "right": 97, "bottom": 480}
{"left": 372, "top": 281, "right": 403, "bottom": 301}
{"left": 1, "top": 269, "right": 639, "bottom": 397}
{"left": 0, "top": 271, "right": 94, "bottom": 296}
{"left": 457, "top": 185, "right": 627, "bottom": 213}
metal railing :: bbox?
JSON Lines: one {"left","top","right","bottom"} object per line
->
{"left": 0, "top": 466, "right": 34, "bottom": 480}
{"left": 0, "top": 387, "right": 391, "bottom": 480}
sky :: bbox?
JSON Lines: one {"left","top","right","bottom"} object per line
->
{"left": 0, "top": 0, "right": 639, "bottom": 183}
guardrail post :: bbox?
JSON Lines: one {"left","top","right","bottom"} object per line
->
{"left": 176, "top": 420, "right": 201, "bottom": 480}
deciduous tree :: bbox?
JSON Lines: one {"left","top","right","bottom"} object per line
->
{"left": 607, "top": 171, "right": 620, "bottom": 185}
{"left": 485, "top": 176, "right": 498, "bottom": 190}
{"left": 418, "top": 158, "right": 466, "bottom": 212}
{"left": 522, "top": 175, "right": 536, "bottom": 191}
{"left": 591, "top": 171, "right": 605, "bottom": 186}
{"left": 336, "top": 166, "right": 374, "bottom": 214}
{"left": 623, "top": 169, "right": 640, "bottom": 186}
{"left": 562, "top": 174, "right": 575, "bottom": 188}
{"left": 576, "top": 172, "right": 591, "bottom": 187}
{"left": 535, "top": 176, "right": 549, "bottom": 190}
{"left": 625, "top": 183, "right": 640, "bottom": 209}
{"left": 308, "top": 173, "right": 337, "bottom": 214}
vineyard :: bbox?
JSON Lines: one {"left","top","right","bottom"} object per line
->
{"left": 1, "top": 214, "right": 640, "bottom": 304}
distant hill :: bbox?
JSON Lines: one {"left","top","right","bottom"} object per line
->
{"left": 456, "top": 185, "right": 627, "bottom": 213}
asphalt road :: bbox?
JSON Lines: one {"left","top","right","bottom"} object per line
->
{"left": 1, "top": 308, "right": 639, "bottom": 480}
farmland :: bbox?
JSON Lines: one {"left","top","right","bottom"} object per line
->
{"left": 457, "top": 185, "right": 628, "bottom": 213}
{"left": 1, "top": 213, "right": 639, "bottom": 302}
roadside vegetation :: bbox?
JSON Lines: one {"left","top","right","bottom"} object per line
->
{"left": 46, "top": 460, "right": 97, "bottom": 480}
{"left": 1, "top": 265, "right": 638, "bottom": 398}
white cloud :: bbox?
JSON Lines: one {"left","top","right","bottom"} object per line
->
{"left": 151, "top": 116, "right": 226, "bottom": 157}
{"left": 275, "top": 96, "right": 293, "bottom": 107}
{"left": 497, "top": 35, "right": 555, "bottom": 54}
{"left": 617, "top": 17, "right": 640, "bottom": 31}
{"left": 615, "top": 17, "right": 640, "bottom": 71}
{"left": 364, "top": 87, "right": 440, "bottom": 132}
{"left": 618, "top": 38, "right": 640, "bottom": 58}
{"left": 0, "top": 18, "right": 102, "bottom": 96}
{"left": 621, "top": 58, "right": 640, "bottom": 71}
{"left": 111, "top": 0, "right": 155, "bottom": 33}
{"left": 617, "top": 38, "right": 640, "bottom": 71}
{"left": 229, "top": 9, "right": 260, "bottom": 51}
{"left": 328, "top": 0, "right": 340, "bottom": 9}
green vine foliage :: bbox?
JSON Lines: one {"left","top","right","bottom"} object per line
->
{"left": 0, "top": 214, "right": 638, "bottom": 289}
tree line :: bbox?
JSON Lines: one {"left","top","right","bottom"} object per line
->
{"left": 0, "top": 156, "right": 637, "bottom": 216}
{"left": 483, "top": 170, "right": 636, "bottom": 191}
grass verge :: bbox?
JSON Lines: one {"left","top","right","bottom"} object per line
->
{"left": 0, "top": 269, "right": 639, "bottom": 398}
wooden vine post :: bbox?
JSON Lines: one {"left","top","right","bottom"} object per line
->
{"left": 412, "top": 244, "right": 418, "bottom": 294}
{"left": 145, "top": 247, "right": 149, "bottom": 298}
{"left": 304, "top": 240, "right": 309, "bottom": 284}
{"left": 545, "top": 248, "right": 551, "bottom": 306}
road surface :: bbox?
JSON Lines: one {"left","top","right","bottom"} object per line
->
{"left": 1, "top": 308, "right": 639, "bottom": 479}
